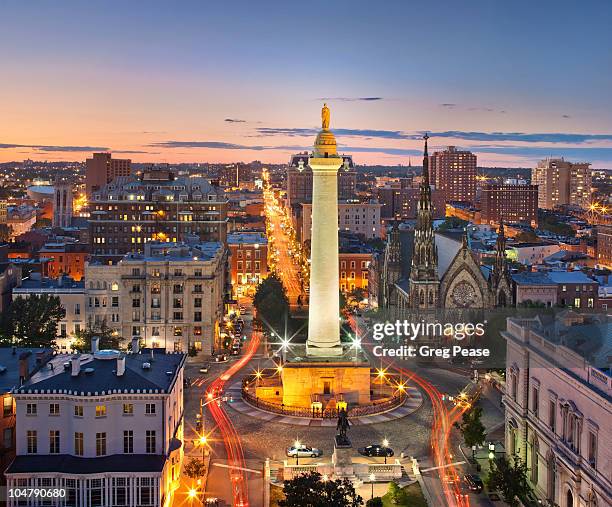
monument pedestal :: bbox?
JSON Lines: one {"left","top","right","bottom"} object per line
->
{"left": 332, "top": 437, "right": 354, "bottom": 478}
{"left": 280, "top": 346, "right": 371, "bottom": 408}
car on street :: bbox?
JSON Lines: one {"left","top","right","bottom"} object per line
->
{"left": 214, "top": 354, "right": 228, "bottom": 362}
{"left": 463, "top": 474, "right": 484, "bottom": 492}
{"left": 358, "top": 444, "right": 394, "bottom": 457}
{"left": 286, "top": 444, "right": 322, "bottom": 458}
{"left": 199, "top": 365, "right": 209, "bottom": 374}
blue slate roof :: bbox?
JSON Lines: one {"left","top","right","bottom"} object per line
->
{"left": 512, "top": 271, "right": 597, "bottom": 286}
{"left": 0, "top": 348, "right": 53, "bottom": 393}
{"left": 6, "top": 454, "right": 166, "bottom": 474}
{"left": 16, "top": 350, "right": 185, "bottom": 395}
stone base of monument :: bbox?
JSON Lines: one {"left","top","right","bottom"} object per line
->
{"left": 279, "top": 344, "right": 372, "bottom": 409}
{"left": 332, "top": 436, "right": 355, "bottom": 478}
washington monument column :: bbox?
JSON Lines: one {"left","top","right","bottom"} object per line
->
{"left": 306, "top": 104, "right": 344, "bottom": 356}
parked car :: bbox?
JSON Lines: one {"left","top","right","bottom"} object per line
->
{"left": 286, "top": 444, "right": 322, "bottom": 458}
{"left": 358, "top": 444, "right": 394, "bottom": 457}
{"left": 463, "top": 474, "right": 484, "bottom": 492}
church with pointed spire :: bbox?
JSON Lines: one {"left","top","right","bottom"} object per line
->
{"left": 379, "top": 135, "right": 513, "bottom": 312}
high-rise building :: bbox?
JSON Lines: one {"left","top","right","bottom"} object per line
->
{"left": 531, "top": 158, "right": 592, "bottom": 210}
{"left": 85, "top": 152, "right": 132, "bottom": 196}
{"left": 88, "top": 169, "right": 228, "bottom": 262}
{"left": 52, "top": 177, "right": 73, "bottom": 228}
{"left": 480, "top": 184, "right": 538, "bottom": 227}
{"left": 286, "top": 153, "right": 357, "bottom": 210}
{"left": 429, "top": 146, "right": 477, "bottom": 204}
{"left": 6, "top": 350, "right": 186, "bottom": 507}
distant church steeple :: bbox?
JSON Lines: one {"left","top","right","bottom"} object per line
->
{"left": 409, "top": 134, "right": 439, "bottom": 309}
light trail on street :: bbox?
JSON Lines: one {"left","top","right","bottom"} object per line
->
{"left": 352, "top": 315, "right": 472, "bottom": 507}
{"left": 262, "top": 183, "right": 305, "bottom": 306}
{"left": 206, "top": 332, "right": 261, "bottom": 507}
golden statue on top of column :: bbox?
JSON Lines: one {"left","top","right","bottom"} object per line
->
{"left": 321, "top": 103, "right": 330, "bottom": 129}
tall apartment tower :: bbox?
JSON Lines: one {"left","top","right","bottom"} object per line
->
{"left": 52, "top": 177, "right": 73, "bottom": 228}
{"left": 85, "top": 152, "right": 132, "bottom": 196}
{"left": 531, "top": 158, "right": 592, "bottom": 210}
{"left": 429, "top": 146, "right": 477, "bottom": 204}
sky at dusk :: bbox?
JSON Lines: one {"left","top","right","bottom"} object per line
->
{"left": 1, "top": 0, "right": 612, "bottom": 167}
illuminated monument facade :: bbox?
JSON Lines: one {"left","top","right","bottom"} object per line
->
{"left": 280, "top": 105, "right": 371, "bottom": 408}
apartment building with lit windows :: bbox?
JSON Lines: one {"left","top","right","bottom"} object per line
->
{"left": 429, "top": 146, "right": 477, "bottom": 204}
{"left": 300, "top": 200, "right": 382, "bottom": 245}
{"left": 503, "top": 316, "right": 611, "bottom": 507}
{"left": 531, "top": 158, "right": 592, "bottom": 210}
{"left": 6, "top": 349, "right": 186, "bottom": 507}
{"left": 84, "top": 241, "right": 226, "bottom": 354}
{"left": 227, "top": 232, "right": 268, "bottom": 297}
{"left": 88, "top": 169, "right": 228, "bottom": 263}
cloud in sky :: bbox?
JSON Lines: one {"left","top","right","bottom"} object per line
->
{"left": 440, "top": 103, "right": 457, "bottom": 108}
{"left": 317, "top": 97, "right": 384, "bottom": 102}
{"left": 254, "top": 127, "right": 612, "bottom": 144}
{"left": 224, "top": 118, "right": 247, "bottom": 123}
{"left": 0, "top": 143, "right": 109, "bottom": 152}
{"left": 148, "top": 138, "right": 612, "bottom": 162}
{"left": 431, "top": 131, "right": 612, "bottom": 143}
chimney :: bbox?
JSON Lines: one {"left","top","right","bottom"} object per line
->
{"left": 131, "top": 337, "right": 140, "bottom": 354}
{"left": 91, "top": 336, "right": 100, "bottom": 354}
{"left": 116, "top": 355, "right": 126, "bottom": 376}
{"left": 71, "top": 355, "right": 80, "bottom": 377}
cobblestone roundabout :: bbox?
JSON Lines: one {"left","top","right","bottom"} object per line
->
{"left": 222, "top": 381, "right": 432, "bottom": 463}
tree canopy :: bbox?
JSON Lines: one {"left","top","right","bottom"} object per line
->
{"left": 486, "top": 455, "right": 532, "bottom": 507}
{"left": 1, "top": 295, "right": 65, "bottom": 348}
{"left": 460, "top": 404, "right": 487, "bottom": 450}
{"left": 72, "top": 320, "right": 123, "bottom": 352}
{"left": 279, "top": 472, "right": 363, "bottom": 507}
{"left": 253, "top": 272, "right": 291, "bottom": 335}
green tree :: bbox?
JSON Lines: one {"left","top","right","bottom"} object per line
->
{"left": 253, "top": 273, "right": 291, "bottom": 336}
{"left": 183, "top": 457, "right": 207, "bottom": 480}
{"left": 72, "top": 320, "right": 123, "bottom": 352}
{"left": 460, "top": 405, "right": 487, "bottom": 457}
{"left": 365, "top": 498, "right": 383, "bottom": 507}
{"left": 279, "top": 471, "right": 362, "bottom": 507}
{"left": 386, "top": 482, "right": 407, "bottom": 505}
{"left": 2, "top": 295, "right": 65, "bottom": 348}
{"left": 486, "top": 455, "right": 532, "bottom": 507}
{"left": 34, "top": 217, "right": 52, "bottom": 229}
{"left": 347, "top": 287, "right": 366, "bottom": 307}
{"left": 515, "top": 231, "right": 539, "bottom": 243}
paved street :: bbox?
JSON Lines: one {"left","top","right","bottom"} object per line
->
{"left": 263, "top": 186, "right": 305, "bottom": 307}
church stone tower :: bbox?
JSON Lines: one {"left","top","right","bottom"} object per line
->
{"left": 409, "top": 134, "right": 439, "bottom": 309}
{"left": 382, "top": 221, "right": 402, "bottom": 308}
{"left": 53, "top": 177, "right": 73, "bottom": 228}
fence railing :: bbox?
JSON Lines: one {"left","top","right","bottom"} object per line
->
{"left": 242, "top": 385, "right": 407, "bottom": 419}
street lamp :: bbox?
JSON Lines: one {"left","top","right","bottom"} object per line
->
{"left": 488, "top": 442, "right": 496, "bottom": 461}
{"left": 369, "top": 473, "right": 375, "bottom": 499}
{"left": 294, "top": 439, "right": 301, "bottom": 466}
{"left": 382, "top": 438, "right": 389, "bottom": 464}
{"left": 199, "top": 435, "right": 208, "bottom": 461}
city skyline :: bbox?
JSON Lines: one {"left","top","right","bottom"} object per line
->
{"left": 2, "top": 0, "right": 612, "bottom": 167}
